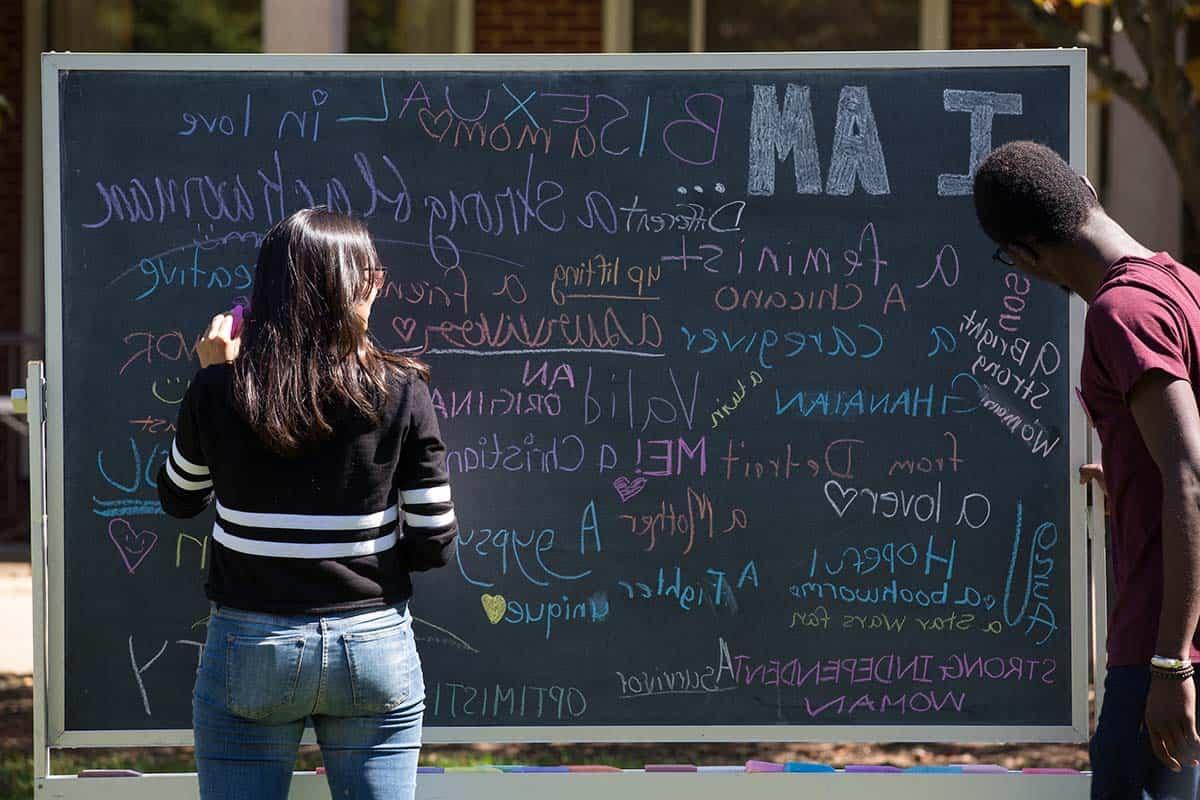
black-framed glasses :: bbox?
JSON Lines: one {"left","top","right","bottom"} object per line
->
{"left": 992, "top": 247, "right": 1017, "bottom": 266}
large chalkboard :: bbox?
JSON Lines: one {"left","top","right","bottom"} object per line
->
{"left": 43, "top": 52, "right": 1087, "bottom": 743}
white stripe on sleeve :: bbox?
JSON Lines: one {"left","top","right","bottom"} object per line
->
{"left": 165, "top": 460, "right": 214, "bottom": 492}
{"left": 403, "top": 509, "right": 456, "bottom": 528}
{"left": 172, "top": 440, "right": 209, "bottom": 476}
{"left": 400, "top": 485, "right": 451, "bottom": 505}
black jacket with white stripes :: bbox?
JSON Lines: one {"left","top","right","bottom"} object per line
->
{"left": 157, "top": 362, "right": 457, "bottom": 614}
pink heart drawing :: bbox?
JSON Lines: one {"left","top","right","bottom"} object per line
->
{"left": 418, "top": 108, "right": 454, "bottom": 142}
{"left": 107, "top": 518, "right": 158, "bottom": 574}
{"left": 392, "top": 317, "right": 418, "bottom": 344}
{"left": 612, "top": 475, "right": 647, "bottom": 503}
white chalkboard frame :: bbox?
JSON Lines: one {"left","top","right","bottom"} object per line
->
{"left": 39, "top": 48, "right": 1089, "bottom": 749}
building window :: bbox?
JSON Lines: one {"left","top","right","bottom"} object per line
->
{"left": 707, "top": 0, "right": 918, "bottom": 51}
{"left": 348, "top": 0, "right": 461, "bottom": 53}
{"left": 49, "top": 0, "right": 262, "bottom": 52}
{"left": 633, "top": 0, "right": 691, "bottom": 52}
{"left": 632, "top": 0, "right": 921, "bottom": 52}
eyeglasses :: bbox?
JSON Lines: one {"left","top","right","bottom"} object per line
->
{"left": 992, "top": 247, "right": 1017, "bottom": 267}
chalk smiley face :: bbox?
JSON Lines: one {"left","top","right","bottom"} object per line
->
{"left": 107, "top": 518, "right": 158, "bottom": 574}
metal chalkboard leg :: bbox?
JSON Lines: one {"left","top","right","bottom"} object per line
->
{"left": 25, "top": 360, "right": 50, "bottom": 785}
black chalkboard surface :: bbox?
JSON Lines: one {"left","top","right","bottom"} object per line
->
{"left": 48, "top": 54, "right": 1084, "bottom": 740}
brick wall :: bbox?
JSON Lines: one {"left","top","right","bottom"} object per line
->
{"left": 475, "top": 0, "right": 602, "bottom": 53}
{"left": 951, "top": 0, "right": 1046, "bottom": 50}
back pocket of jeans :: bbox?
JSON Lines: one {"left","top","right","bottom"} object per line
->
{"left": 224, "top": 632, "right": 306, "bottom": 720}
{"left": 342, "top": 623, "right": 415, "bottom": 714}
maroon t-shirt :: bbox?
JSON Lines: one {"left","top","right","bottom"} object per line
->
{"left": 1081, "top": 252, "right": 1200, "bottom": 667}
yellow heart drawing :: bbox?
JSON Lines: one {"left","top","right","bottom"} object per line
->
{"left": 481, "top": 594, "right": 507, "bottom": 624}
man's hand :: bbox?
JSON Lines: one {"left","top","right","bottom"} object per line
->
{"left": 197, "top": 313, "right": 241, "bottom": 368}
{"left": 1079, "top": 463, "right": 1109, "bottom": 515}
{"left": 1145, "top": 677, "right": 1200, "bottom": 772}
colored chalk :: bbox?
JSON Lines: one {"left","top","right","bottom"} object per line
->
{"left": 698, "top": 765, "right": 747, "bottom": 773}
{"left": 512, "top": 766, "right": 570, "bottom": 773}
{"left": 961, "top": 764, "right": 1008, "bottom": 774}
{"left": 785, "top": 762, "right": 835, "bottom": 773}
{"left": 417, "top": 766, "right": 445, "bottom": 774}
{"left": 1022, "top": 768, "right": 1079, "bottom": 775}
{"left": 78, "top": 770, "right": 142, "bottom": 778}
{"left": 745, "top": 760, "right": 785, "bottom": 772}
{"left": 230, "top": 303, "right": 248, "bottom": 337}
{"left": 645, "top": 764, "right": 697, "bottom": 772}
{"left": 845, "top": 765, "right": 902, "bottom": 773}
{"left": 568, "top": 765, "right": 623, "bottom": 772}
{"left": 315, "top": 767, "right": 326, "bottom": 775}
{"left": 904, "top": 765, "right": 964, "bottom": 773}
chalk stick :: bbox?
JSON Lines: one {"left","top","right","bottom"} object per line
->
{"left": 745, "top": 760, "right": 785, "bottom": 772}
{"left": 646, "top": 764, "right": 697, "bottom": 772}
{"left": 512, "top": 766, "right": 570, "bottom": 773}
{"left": 1022, "top": 768, "right": 1079, "bottom": 774}
{"left": 230, "top": 303, "right": 247, "bottom": 337}
{"left": 845, "top": 765, "right": 902, "bottom": 773}
{"left": 785, "top": 762, "right": 836, "bottom": 773}
{"left": 568, "top": 765, "right": 623, "bottom": 772}
{"left": 699, "top": 765, "right": 747, "bottom": 773}
{"left": 960, "top": 764, "right": 1008, "bottom": 774}
{"left": 904, "top": 765, "right": 963, "bottom": 773}
{"left": 78, "top": 770, "right": 142, "bottom": 778}
{"left": 417, "top": 766, "right": 445, "bottom": 774}
{"left": 315, "top": 767, "right": 326, "bottom": 775}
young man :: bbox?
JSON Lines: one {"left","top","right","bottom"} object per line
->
{"left": 974, "top": 140, "right": 1200, "bottom": 798}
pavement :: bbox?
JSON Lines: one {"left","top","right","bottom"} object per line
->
{"left": 0, "top": 544, "right": 32, "bottom": 675}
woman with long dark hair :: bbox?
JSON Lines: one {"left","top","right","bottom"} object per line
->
{"left": 157, "top": 208, "right": 457, "bottom": 799}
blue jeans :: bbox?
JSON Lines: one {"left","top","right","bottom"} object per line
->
{"left": 193, "top": 601, "right": 425, "bottom": 800}
{"left": 1092, "top": 666, "right": 1200, "bottom": 799}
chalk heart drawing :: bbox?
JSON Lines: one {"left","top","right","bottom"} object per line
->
{"left": 612, "top": 475, "right": 647, "bottom": 503}
{"left": 418, "top": 108, "right": 454, "bottom": 142}
{"left": 823, "top": 480, "right": 859, "bottom": 518}
{"left": 391, "top": 317, "right": 418, "bottom": 344}
{"left": 107, "top": 518, "right": 158, "bottom": 574}
{"left": 481, "top": 594, "right": 506, "bottom": 624}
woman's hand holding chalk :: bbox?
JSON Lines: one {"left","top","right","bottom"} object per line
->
{"left": 197, "top": 308, "right": 243, "bottom": 368}
{"left": 230, "top": 303, "right": 247, "bottom": 338}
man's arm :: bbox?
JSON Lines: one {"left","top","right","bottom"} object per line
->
{"left": 1130, "top": 371, "right": 1200, "bottom": 771}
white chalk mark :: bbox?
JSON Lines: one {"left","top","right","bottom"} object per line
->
{"left": 176, "top": 639, "right": 206, "bottom": 673}
{"left": 747, "top": 83, "right": 821, "bottom": 196}
{"left": 827, "top": 86, "right": 890, "bottom": 196}
{"left": 398, "top": 345, "right": 672, "bottom": 357}
{"left": 937, "top": 90, "right": 1024, "bottom": 196}
{"left": 412, "top": 616, "right": 479, "bottom": 654}
{"left": 129, "top": 636, "right": 169, "bottom": 716}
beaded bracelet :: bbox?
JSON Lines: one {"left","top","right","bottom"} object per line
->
{"left": 1151, "top": 663, "right": 1196, "bottom": 682}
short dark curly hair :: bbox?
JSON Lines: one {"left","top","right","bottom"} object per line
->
{"left": 973, "top": 140, "right": 1097, "bottom": 247}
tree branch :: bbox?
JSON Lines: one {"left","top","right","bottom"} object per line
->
{"left": 1006, "top": 0, "right": 1168, "bottom": 137}
{"left": 1113, "top": 0, "right": 1154, "bottom": 69}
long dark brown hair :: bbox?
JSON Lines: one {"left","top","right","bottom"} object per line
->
{"left": 233, "top": 208, "right": 428, "bottom": 456}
